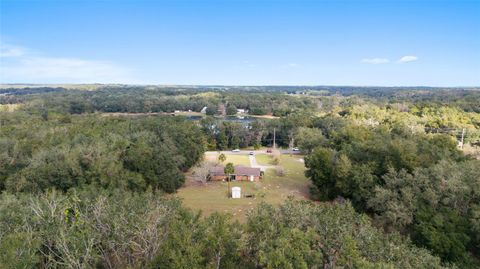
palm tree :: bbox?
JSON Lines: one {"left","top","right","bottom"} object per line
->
{"left": 224, "top": 162, "right": 235, "bottom": 197}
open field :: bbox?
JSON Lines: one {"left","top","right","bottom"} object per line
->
{"left": 204, "top": 152, "right": 251, "bottom": 166}
{"left": 176, "top": 153, "right": 310, "bottom": 221}
{"left": 100, "top": 111, "right": 205, "bottom": 117}
{"left": 255, "top": 153, "right": 275, "bottom": 165}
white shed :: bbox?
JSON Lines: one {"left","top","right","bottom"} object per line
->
{"left": 231, "top": 187, "right": 241, "bottom": 199}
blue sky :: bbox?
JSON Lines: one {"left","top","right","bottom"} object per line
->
{"left": 0, "top": 0, "right": 479, "bottom": 86}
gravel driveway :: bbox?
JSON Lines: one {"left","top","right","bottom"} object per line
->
{"left": 249, "top": 154, "right": 275, "bottom": 172}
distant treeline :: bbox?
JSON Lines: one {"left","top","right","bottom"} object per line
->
{"left": 0, "top": 87, "right": 66, "bottom": 95}
{"left": 1, "top": 85, "right": 479, "bottom": 112}
{"left": 0, "top": 87, "right": 316, "bottom": 116}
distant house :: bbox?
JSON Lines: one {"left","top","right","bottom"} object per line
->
{"left": 208, "top": 165, "right": 262, "bottom": 182}
{"left": 236, "top": 108, "right": 248, "bottom": 114}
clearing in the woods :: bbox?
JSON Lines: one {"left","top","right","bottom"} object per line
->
{"left": 176, "top": 152, "right": 310, "bottom": 221}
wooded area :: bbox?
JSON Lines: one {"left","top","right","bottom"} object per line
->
{"left": 1, "top": 85, "right": 479, "bottom": 268}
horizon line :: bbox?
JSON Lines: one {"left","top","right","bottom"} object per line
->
{"left": 1, "top": 83, "right": 479, "bottom": 88}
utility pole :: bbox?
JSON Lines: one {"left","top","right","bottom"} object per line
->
{"left": 273, "top": 127, "right": 276, "bottom": 149}
{"left": 227, "top": 177, "right": 230, "bottom": 198}
{"left": 460, "top": 128, "right": 465, "bottom": 149}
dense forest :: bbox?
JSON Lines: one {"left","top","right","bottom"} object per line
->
{"left": 0, "top": 114, "right": 204, "bottom": 193}
{"left": 1, "top": 85, "right": 480, "bottom": 268}
{"left": 1, "top": 191, "right": 448, "bottom": 268}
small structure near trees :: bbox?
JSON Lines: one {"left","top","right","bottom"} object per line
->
{"left": 231, "top": 187, "right": 241, "bottom": 199}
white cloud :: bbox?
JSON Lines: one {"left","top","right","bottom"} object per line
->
{"left": 398, "top": 55, "right": 418, "bottom": 63}
{"left": 361, "top": 58, "right": 390, "bottom": 64}
{"left": 0, "top": 43, "right": 134, "bottom": 83}
{"left": 281, "top": 63, "right": 300, "bottom": 69}
{"left": 242, "top": 60, "right": 256, "bottom": 68}
{"left": 0, "top": 44, "right": 25, "bottom": 57}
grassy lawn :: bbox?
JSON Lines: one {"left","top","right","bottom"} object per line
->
{"left": 255, "top": 153, "right": 274, "bottom": 165}
{"left": 225, "top": 154, "right": 251, "bottom": 166}
{"left": 176, "top": 154, "right": 310, "bottom": 221}
{"left": 173, "top": 111, "right": 205, "bottom": 117}
{"left": 204, "top": 152, "right": 251, "bottom": 166}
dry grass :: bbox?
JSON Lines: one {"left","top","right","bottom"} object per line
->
{"left": 0, "top": 104, "right": 21, "bottom": 112}
{"left": 463, "top": 144, "right": 480, "bottom": 160}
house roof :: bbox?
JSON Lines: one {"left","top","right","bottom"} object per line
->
{"left": 234, "top": 165, "right": 261, "bottom": 177}
{"left": 209, "top": 165, "right": 261, "bottom": 177}
{"left": 210, "top": 166, "right": 226, "bottom": 176}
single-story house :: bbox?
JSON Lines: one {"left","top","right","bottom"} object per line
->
{"left": 208, "top": 165, "right": 262, "bottom": 182}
